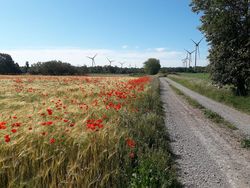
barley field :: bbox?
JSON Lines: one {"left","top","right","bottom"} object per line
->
{"left": 0, "top": 75, "right": 178, "bottom": 187}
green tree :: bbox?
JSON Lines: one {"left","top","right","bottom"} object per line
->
{"left": 144, "top": 58, "right": 161, "bottom": 75}
{"left": 0, "top": 53, "right": 21, "bottom": 74}
{"left": 190, "top": 0, "right": 250, "bottom": 96}
{"left": 25, "top": 61, "right": 30, "bottom": 73}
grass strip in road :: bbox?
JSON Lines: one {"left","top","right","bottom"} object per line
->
{"left": 241, "top": 139, "right": 250, "bottom": 149}
{"left": 169, "top": 84, "right": 237, "bottom": 130}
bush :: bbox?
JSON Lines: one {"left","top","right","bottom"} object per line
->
{"left": 144, "top": 58, "right": 161, "bottom": 75}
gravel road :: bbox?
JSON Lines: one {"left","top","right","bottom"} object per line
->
{"left": 165, "top": 77, "right": 250, "bottom": 137}
{"left": 160, "top": 78, "right": 250, "bottom": 188}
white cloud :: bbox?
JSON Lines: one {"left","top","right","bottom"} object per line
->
{"left": 155, "top": 48, "right": 165, "bottom": 52}
{"left": 122, "top": 45, "right": 128, "bottom": 49}
{"left": 0, "top": 47, "right": 207, "bottom": 68}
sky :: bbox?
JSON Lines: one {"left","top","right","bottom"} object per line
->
{"left": 0, "top": 0, "right": 208, "bottom": 67}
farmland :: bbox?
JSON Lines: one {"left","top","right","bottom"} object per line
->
{"left": 0, "top": 75, "right": 179, "bottom": 187}
{"left": 168, "top": 73, "right": 250, "bottom": 114}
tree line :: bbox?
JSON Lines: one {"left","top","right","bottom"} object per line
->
{"left": 0, "top": 53, "right": 207, "bottom": 76}
{"left": 29, "top": 61, "right": 145, "bottom": 75}
{"left": 0, "top": 53, "right": 147, "bottom": 75}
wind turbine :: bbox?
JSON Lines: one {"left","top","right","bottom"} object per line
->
{"left": 106, "top": 57, "right": 114, "bottom": 66}
{"left": 191, "top": 37, "right": 203, "bottom": 69}
{"left": 184, "top": 49, "right": 195, "bottom": 67}
{"left": 182, "top": 52, "right": 189, "bottom": 68}
{"left": 119, "top": 62, "right": 125, "bottom": 68}
{"left": 182, "top": 56, "right": 188, "bottom": 68}
{"left": 182, "top": 58, "right": 187, "bottom": 68}
{"left": 86, "top": 54, "right": 97, "bottom": 67}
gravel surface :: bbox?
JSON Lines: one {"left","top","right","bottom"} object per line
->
{"left": 160, "top": 78, "right": 250, "bottom": 188}
{"left": 166, "top": 77, "right": 250, "bottom": 137}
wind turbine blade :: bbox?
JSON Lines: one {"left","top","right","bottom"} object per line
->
{"left": 93, "top": 54, "right": 98, "bottom": 58}
{"left": 86, "top": 56, "right": 92, "bottom": 59}
{"left": 184, "top": 49, "right": 191, "bottom": 54}
{"left": 198, "top": 37, "right": 204, "bottom": 44}
{"left": 191, "top": 39, "right": 198, "bottom": 45}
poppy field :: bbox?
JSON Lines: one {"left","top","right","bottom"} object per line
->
{"left": 0, "top": 75, "right": 179, "bottom": 187}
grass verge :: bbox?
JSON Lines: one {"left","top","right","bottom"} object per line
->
{"left": 122, "top": 77, "right": 181, "bottom": 187}
{"left": 168, "top": 74, "right": 250, "bottom": 115}
{"left": 170, "top": 84, "right": 237, "bottom": 130}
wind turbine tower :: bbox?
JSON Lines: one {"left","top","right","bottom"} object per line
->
{"left": 182, "top": 58, "right": 187, "bottom": 68}
{"left": 191, "top": 38, "right": 203, "bottom": 69}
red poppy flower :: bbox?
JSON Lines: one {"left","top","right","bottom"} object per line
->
{"left": 47, "top": 108, "right": 53, "bottom": 115}
{"left": 126, "top": 138, "right": 136, "bottom": 148}
{"left": 0, "top": 122, "right": 7, "bottom": 129}
{"left": 129, "top": 152, "right": 135, "bottom": 159}
{"left": 114, "top": 103, "right": 122, "bottom": 111}
{"left": 4, "top": 135, "right": 10, "bottom": 142}
{"left": 11, "top": 129, "right": 17, "bottom": 133}
{"left": 0, "top": 122, "right": 6, "bottom": 126}
{"left": 12, "top": 122, "right": 21, "bottom": 127}
{"left": 87, "top": 123, "right": 96, "bottom": 130}
{"left": 50, "top": 138, "right": 55, "bottom": 144}
{"left": 69, "top": 123, "right": 75, "bottom": 127}
{"left": 41, "top": 121, "right": 53, "bottom": 126}
{"left": 96, "top": 119, "right": 103, "bottom": 124}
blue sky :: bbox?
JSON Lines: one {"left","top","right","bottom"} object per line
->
{"left": 0, "top": 0, "right": 208, "bottom": 67}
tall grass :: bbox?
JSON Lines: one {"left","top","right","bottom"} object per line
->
{"left": 168, "top": 74, "right": 250, "bottom": 114}
{"left": 0, "top": 76, "right": 180, "bottom": 187}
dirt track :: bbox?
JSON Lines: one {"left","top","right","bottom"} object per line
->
{"left": 160, "top": 78, "right": 250, "bottom": 188}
